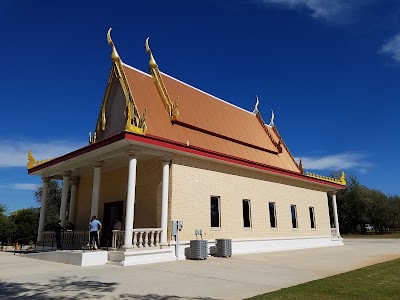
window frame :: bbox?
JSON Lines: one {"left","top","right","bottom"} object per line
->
{"left": 242, "top": 199, "right": 252, "bottom": 228}
{"left": 210, "top": 196, "right": 221, "bottom": 228}
{"left": 309, "top": 206, "right": 316, "bottom": 229}
{"left": 269, "top": 202, "right": 277, "bottom": 228}
{"left": 291, "top": 204, "right": 298, "bottom": 229}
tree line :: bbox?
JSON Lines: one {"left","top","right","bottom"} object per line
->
{"left": 336, "top": 176, "right": 400, "bottom": 234}
{"left": 0, "top": 181, "right": 62, "bottom": 245}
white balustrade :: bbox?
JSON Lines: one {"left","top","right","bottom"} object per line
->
{"left": 112, "top": 228, "right": 162, "bottom": 250}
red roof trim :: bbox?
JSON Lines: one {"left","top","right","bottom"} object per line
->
{"left": 171, "top": 120, "right": 278, "bottom": 155}
{"left": 27, "top": 132, "right": 126, "bottom": 174}
{"left": 125, "top": 132, "right": 345, "bottom": 189}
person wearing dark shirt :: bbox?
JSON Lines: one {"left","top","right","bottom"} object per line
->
{"left": 66, "top": 221, "right": 75, "bottom": 231}
{"left": 54, "top": 220, "right": 65, "bottom": 250}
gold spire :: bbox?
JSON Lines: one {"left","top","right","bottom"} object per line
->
{"left": 145, "top": 37, "right": 179, "bottom": 120}
{"left": 107, "top": 28, "right": 120, "bottom": 62}
{"left": 340, "top": 171, "right": 346, "bottom": 185}
{"left": 253, "top": 95, "right": 259, "bottom": 114}
{"left": 145, "top": 37, "right": 158, "bottom": 68}
{"left": 27, "top": 150, "right": 35, "bottom": 169}
{"left": 298, "top": 158, "right": 304, "bottom": 174}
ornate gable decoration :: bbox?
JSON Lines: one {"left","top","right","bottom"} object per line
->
{"left": 145, "top": 38, "right": 179, "bottom": 121}
{"left": 305, "top": 171, "right": 346, "bottom": 186}
{"left": 93, "top": 28, "right": 147, "bottom": 143}
{"left": 27, "top": 150, "right": 54, "bottom": 169}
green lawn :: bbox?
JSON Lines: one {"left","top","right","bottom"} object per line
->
{"left": 246, "top": 258, "right": 400, "bottom": 300}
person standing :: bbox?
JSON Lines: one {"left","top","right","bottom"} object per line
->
{"left": 113, "top": 217, "right": 122, "bottom": 230}
{"left": 89, "top": 216, "right": 102, "bottom": 250}
{"left": 54, "top": 220, "right": 65, "bottom": 250}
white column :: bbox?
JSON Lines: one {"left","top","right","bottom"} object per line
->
{"left": 331, "top": 192, "right": 341, "bottom": 237}
{"left": 123, "top": 154, "right": 138, "bottom": 249}
{"left": 37, "top": 177, "right": 50, "bottom": 242}
{"left": 90, "top": 162, "right": 103, "bottom": 218}
{"left": 59, "top": 171, "right": 71, "bottom": 227}
{"left": 160, "top": 159, "right": 170, "bottom": 244}
{"left": 68, "top": 177, "right": 79, "bottom": 224}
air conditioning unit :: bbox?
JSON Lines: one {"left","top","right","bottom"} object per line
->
{"left": 189, "top": 240, "right": 208, "bottom": 260}
{"left": 215, "top": 239, "right": 232, "bottom": 257}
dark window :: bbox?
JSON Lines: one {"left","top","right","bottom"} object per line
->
{"left": 291, "top": 204, "right": 298, "bottom": 229}
{"left": 309, "top": 206, "right": 316, "bottom": 229}
{"left": 269, "top": 202, "right": 277, "bottom": 228}
{"left": 242, "top": 199, "right": 251, "bottom": 228}
{"left": 210, "top": 196, "right": 220, "bottom": 228}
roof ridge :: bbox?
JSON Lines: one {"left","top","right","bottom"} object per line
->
{"left": 271, "top": 125, "right": 300, "bottom": 172}
{"left": 160, "top": 71, "right": 253, "bottom": 115}
{"left": 122, "top": 62, "right": 253, "bottom": 116}
{"left": 122, "top": 62, "right": 152, "bottom": 78}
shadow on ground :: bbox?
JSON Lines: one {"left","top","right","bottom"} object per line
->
{"left": 0, "top": 276, "right": 218, "bottom": 299}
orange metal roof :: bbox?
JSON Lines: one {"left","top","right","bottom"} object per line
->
{"left": 123, "top": 64, "right": 301, "bottom": 173}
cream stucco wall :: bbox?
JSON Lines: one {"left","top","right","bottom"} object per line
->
{"left": 170, "top": 155, "right": 331, "bottom": 241}
{"left": 73, "top": 153, "right": 332, "bottom": 243}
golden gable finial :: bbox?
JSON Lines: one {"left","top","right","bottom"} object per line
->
{"left": 299, "top": 158, "right": 304, "bottom": 174}
{"left": 107, "top": 28, "right": 120, "bottom": 62}
{"left": 145, "top": 37, "right": 179, "bottom": 120}
{"left": 145, "top": 37, "right": 157, "bottom": 68}
{"left": 340, "top": 171, "right": 346, "bottom": 185}
{"left": 269, "top": 110, "right": 275, "bottom": 126}
{"left": 253, "top": 95, "right": 259, "bottom": 114}
{"left": 27, "top": 150, "right": 35, "bottom": 169}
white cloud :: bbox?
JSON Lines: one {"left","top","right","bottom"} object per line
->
{"left": 13, "top": 183, "right": 38, "bottom": 191}
{"left": 0, "top": 139, "right": 86, "bottom": 168}
{"left": 379, "top": 33, "right": 400, "bottom": 62}
{"left": 296, "top": 152, "right": 372, "bottom": 171}
{"left": 0, "top": 183, "right": 38, "bottom": 191}
{"left": 261, "top": 0, "right": 364, "bottom": 22}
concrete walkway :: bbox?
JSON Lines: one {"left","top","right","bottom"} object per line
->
{"left": 0, "top": 239, "right": 399, "bottom": 299}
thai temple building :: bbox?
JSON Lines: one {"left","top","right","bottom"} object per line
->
{"left": 27, "top": 29, "right": 346, "bottom": 266}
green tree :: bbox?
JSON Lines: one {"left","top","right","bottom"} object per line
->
{"left": 388, "top": 195, "right": 400, "bottom": 232}
{"left": 0, "top": 204, "right": 16, "bottom": 244}
{"left": 336, "top": 175, "right": 368, "bottom": 233}
{"left": 8, "top": 208, "right": 39, "bottom": 241}
{"left": 34, "top": 180, "right": 63, "bottom": 231}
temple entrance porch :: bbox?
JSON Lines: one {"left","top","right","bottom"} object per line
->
{"left": 32, "top": 139, "right": 175, "bottom": 265}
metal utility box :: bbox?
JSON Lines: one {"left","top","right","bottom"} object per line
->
{"left": 189, "top": 240, "right": 208, "bottom": 260}
{"left": 171, "top": 220, "right": 183, "bottom": 236}
{"left": 215, "top": 239, "right": 232, "bottom": 257}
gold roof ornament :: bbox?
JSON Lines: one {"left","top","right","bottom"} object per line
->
{"left": 253, "top": 95, "right": 259, "bottom": 114}
{"left": 305, "top": 171, "right": 346, "bottom": 186}
{"left": 107, "top": 28, "right": 120, "bottom": 63}
{"left": 340, "top": 171, "right": 346, "bottom": 185}
{"left": 94, "top": 29, "right": 148, "bottom": 139}
{"left": 254, "top": 101, "right": 283, "bottom": 154}
{"left": 298, "top": 158, "right": 304, "bottom": 174}
{"left": 145, "top": 37, "right": 179, "bottom": 120}
{"left": 269, "top": 110, "right": 275, "bottom": 126}
{"left": 145, "top": 37, "right": 158, "bottom": 68}
{"left": 27, "top": 150, "right": 54, "bottom": 169}
{"left": 27, "top": 150, "right": 35, "bottom": 169}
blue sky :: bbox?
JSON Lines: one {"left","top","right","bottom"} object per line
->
{"left": 1, "top": 0, "right": 399, "bottom": 212}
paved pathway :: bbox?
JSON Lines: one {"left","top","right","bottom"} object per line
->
{"left": 0, "top": 239, "right": 399, "bottom": 299}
